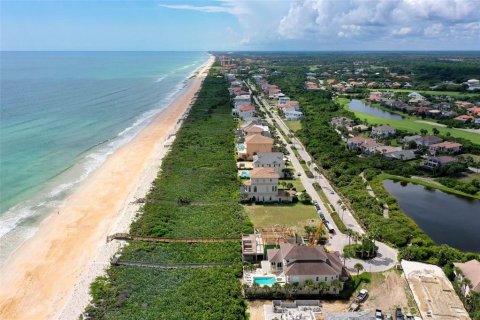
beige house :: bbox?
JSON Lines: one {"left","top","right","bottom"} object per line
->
{"left": 244, "top": 134, "right": 273, "bottom": 160}
{"left": 266, "top": 243, "right": 348, "bottom": 293}
{"left": 240, "top": 168, "right": 292, "bottom": 203}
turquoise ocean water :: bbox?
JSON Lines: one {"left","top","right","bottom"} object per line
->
{"left": 0, "top": 51, "right": 209, "bottom": 262}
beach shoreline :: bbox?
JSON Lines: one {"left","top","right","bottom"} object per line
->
{"left": 0, "top": 56, "right": 215, "bottom": 320}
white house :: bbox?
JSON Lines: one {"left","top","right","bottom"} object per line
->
{"left": 371, "top": 125, "right": 397, "bottom": 138}
{"left": 266, "top": 243, "right": 348, "bottom": 292}
{"left": 278, "top": 96, "right": 291, "bottom": 106}
{"left": 253, "top": 152, "right": 285, "bottom": 178}
{"left": 239, "top": 105, "right": 256, "bottom": 120}
{"left": 233, "top": 94, "right": 251, "bottom": 115}
{"left": 240, "top": 168, "right": 292, "bottom": 203}
{"left": 284, "top": 109, "right": 303, "bottom": 120}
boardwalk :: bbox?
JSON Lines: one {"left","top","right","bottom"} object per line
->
{"left": 111, "top": 259, "right": 233, "bottom": 269}
{"left": 107, "top": 233, "right": 240, "bottom": 243}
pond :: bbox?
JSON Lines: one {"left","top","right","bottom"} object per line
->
{"left": 383, "top": 179, "right": 480, "bottom": 253}
{"left": 349, "top": 99, "right": 404, "bottom": 120}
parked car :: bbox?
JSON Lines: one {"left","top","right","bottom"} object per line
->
{"left": 354, "top": 289, "right": 368, "bottom": 302}
{"left": 386, "top": 313, "right": 393, "bottom": 320}
{"left": 319, "top": 214, "right": 326, "bottom": 220}
{"left": 396, "top": 307, "right": 404, "bottom": 320}
{"left": 375, "top": 309, "right": 383, "bottom": 320}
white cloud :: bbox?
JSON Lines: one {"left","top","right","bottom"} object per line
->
{"left": 159, "top": 0, "right": 480, "bottom": 49}
{"left": 392, "top": 27, "right": 413, "bottom": 36}
{"left": 276, "top": 0, "right": 480, "bottom": 44}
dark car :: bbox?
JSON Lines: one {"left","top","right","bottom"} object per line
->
{"left": 396, "top": 307, "right": 404, "bottom": 320}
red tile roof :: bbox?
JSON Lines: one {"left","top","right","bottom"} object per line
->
{"left": 249, "top": 167, "right": 279, "bottom": 179}
{"left": 239, "top": 105, "right": 255, "bottom": 112}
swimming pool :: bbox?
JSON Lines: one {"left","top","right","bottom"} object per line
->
{"left": 238, "top": 143, "right": 245, "bottom": 151}
{"left": 241, "top": 171, "right": 250, "bottom": 178}
{"left": 253, "top": 276, "right": 277, "bottom": 286}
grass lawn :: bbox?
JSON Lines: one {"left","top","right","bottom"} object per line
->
{"left": 285, "top": 120, "right": 302, "bottom": 132}
{"left": 338, "top": 97, "right": 480, "bottom": 144}
{"left": 368, "top": 88, "right": 480, "bottom": 97}
{"left": 245, "top": 203, "right": 319, "bottom": 235}
{"left": 280, "top": 178, "right": 306, "bottom": 192}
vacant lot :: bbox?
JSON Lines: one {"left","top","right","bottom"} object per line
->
{"left": 285, "top": 120, "right": 302, "bottom": 132}
{"left": 361, "top": 270, "right": 417, "bottom": 315}
{"left": 245, "top": 203, "right": 319, "bottom": 235}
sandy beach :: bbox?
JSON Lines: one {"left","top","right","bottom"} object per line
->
{"left": 0, "top": 56, "right": 214, "bottom": 320}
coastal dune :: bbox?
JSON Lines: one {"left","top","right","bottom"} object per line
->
{"left": 0, "top": 57, "right": 215, "bottom": 320}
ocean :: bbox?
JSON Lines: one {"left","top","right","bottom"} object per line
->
{"left": 0, "top": 51, "right": 210, "bottom": 262}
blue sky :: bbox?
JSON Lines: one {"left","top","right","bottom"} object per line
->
{"left": 1, "top": 0, "right": 479, "bottom": 51}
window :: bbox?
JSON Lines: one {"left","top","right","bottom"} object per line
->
{"left": 325, "top": 277, "right": 328, "bottom": 281}
{"left": 272, "top": 186, "right": 275, "bottom": 192}
{"left": 316, "top": 276, "right": 319, "bottom": 281}
{"left": 253, "top": 186, "right": 257, "bottom": 192}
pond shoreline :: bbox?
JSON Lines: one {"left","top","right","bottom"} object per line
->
{"left": 377, "top": 173, "right": 480, "bottom": 200}
{"left": 381, "top": 178, "right": 480, "bottom": 253}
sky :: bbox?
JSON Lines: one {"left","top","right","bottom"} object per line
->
{"left": 1, "top": 0, "right": 479, "bottom": 51}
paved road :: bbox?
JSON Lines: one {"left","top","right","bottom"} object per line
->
{"left": 247, "top": 81, "right": 398, "bottom": 272}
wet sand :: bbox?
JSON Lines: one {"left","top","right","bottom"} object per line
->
{"left": 0, "top": 57, "right": 214, "bottom": 320}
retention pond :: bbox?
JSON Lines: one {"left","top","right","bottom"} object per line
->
{"left": 349, "top": 99, "right": 404, "bottom": 120}
{"left": 383, "top": 179, "right": 480, "bottom": 253}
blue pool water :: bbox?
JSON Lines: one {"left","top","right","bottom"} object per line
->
{"left": 254, "top": 276, "right": 277, "bottom": 286}
{"left": 241, "top": 171, "right": 250, "bottom": 178}
{"left": 238, "top": 143, "right": 245, "bottom": 151}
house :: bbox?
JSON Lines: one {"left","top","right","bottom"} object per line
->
{"left": 244, "top": 134, "right": 274, "bottom": 160}
{"left": 423, "top": 156, "right": 456, "bottom": 170}
{"left": 347, "top": 137, "right": 378, "bottom": 150}
{"left": 455, "top": 101, "right": 474, "bottom": 109}
{"left": 266, "top": 243, "right": 348, "bottom": 292}
{"left": 332, "top": 117, "right": 354, "bottom": 129}
{"left": 240, "top": 168, "right": 292, "bottom": 202}
{"left": 371, "top": 125, "right": 397, "bottom": 138}
{"left": 239, "top": 105, "right": 256, "bottom": 120}
{"left": 349, "top": 124, "right": 369, "bottom": 132}
{"left": 403, "top": 135, "right": 443, "bottom": 147}
{"left": 454, "top": 260, "right": 480, "bottom": 296}
{"left": 467, "top": 107, "right": 480, "bottom": 116}
{"left": 278, "top": 96, "right": 291, "bottom": 106}
{"left": 384, "top": 150, "right": 416, "bottom": 161}
{"left": 242, "top": 124, "right": 270, "bottom": 137}
{"left": 233, "top": 94, "right": 251, "bottom": 114}
{"left": 242, "top": 234, "right": 264, "bottom": 262}
{"left": 454, "top": 115, "right": 475, "bottom": 123}
{"left": 408, "top": 92, "right": 425, "bottom": 99}
{"left": 466, "top": 79, "right": 480, "bottom": 91}
{"left": 429, "top": 141, "right": 462, "bottom": 154}
{"left": 253, "top": 152, "right": 285, "bottom": 178}
{"left": 284, "top": 110, "right": 303, "bottom": 120}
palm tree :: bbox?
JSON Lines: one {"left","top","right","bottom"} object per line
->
{"left": 341, "top": 204, "right": 347, "bottom": 221}
{"left": 354, "top": 262, "right": 364, "bottom": 275}
{"left": 336, "top": 199, "right": 342, "bottom": 211}
{"left": 317, "top": 282, "right": 329, "bottom": 295}
{"left": 304, "top": 280, "right": 315, "bottom": 295}
{"left": 331, "top": 279, "right": 343, "bottom": 294}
